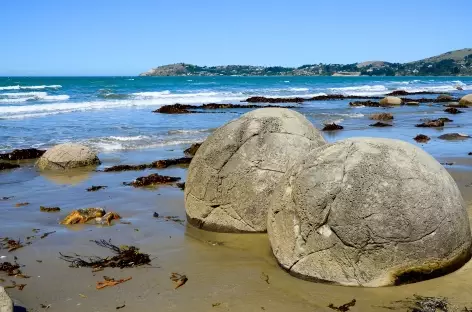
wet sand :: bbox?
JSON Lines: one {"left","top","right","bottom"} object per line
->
{"left": 1, "top": 147, "right": 472, "bottom": 312}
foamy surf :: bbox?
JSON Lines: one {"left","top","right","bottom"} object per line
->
{"left": 0, "top": 85, "right": 62, "bottom": 90}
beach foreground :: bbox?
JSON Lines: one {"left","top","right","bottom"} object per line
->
{"left": 0, "top": 145, "right": 471, "bottom": 312}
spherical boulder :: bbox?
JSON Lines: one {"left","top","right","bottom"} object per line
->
{"left": 268, "top": 137, "right": 471, "bottom": 287}
{"left": 459, "top": 94, "right": 472, "bottom": 106}
{"left": 37, "top": 143, "right": 100, "bottom": 170}
{"left": 185, "top": 108, "right": 326, "bottom": 233}
{"left": 380, "top": 96, "right": 402, "bottom": 106}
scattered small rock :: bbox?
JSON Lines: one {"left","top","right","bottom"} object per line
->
{"left": 370, "top": 113, "right": 393, "bottom": 120}
{"left": 184, "top": 143, "right": 202, "bottom": 156}
{"left": 370, "top": 122, "right": 392, "bottom": 127}
{"left": 444, "top": 107, "right": 464, "bottom": 114}
{"left": 414, "top": 135, "right": 431, "bottom": 143}
{"left": 438, "top": 133, "right": 471, "bottom": 140}
{"left": 153, "top": 212, "right": 159, "bottom": 218}
{"left": 468, "top": 152, "right": 472, "bottom": 156}
{"left": 322, "top": 123, "right": 344, "bottom": 131}
{"left": 40, "top": 206, "right": 61, "bottom": 212}
{"left": 415, "top": 119, "right": 444, "bottom": 128}
{"left": 176, "top": 182, "right": 185, "bottom": 190}
{"left": 15, "top": 202, "right": 30, "bottom": 207}
{"left": 0, "top": 163, "right": 20, "bottom": 171}
{"left": 1, "top": 196, "right": 13, "bottom": 201}
{"left": 87, "top": 185, "right": 108, "bottom": 192}
{"left": 440, "top": 162, "right": 454, "bottom": 166}
{"left": 0, "top": 148, "right": 46, "bottom": 160}
{"left": 128, "top": 173, "right": 181, "bottom": 187}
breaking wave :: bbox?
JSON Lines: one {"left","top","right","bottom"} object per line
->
{"left": 0, "top": 85, "right": 62, "bottom": 90}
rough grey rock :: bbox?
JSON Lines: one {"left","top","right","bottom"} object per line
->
{"left": 185, "top": 108, "right": 326, "bottom": 233}
{"left": 0, "top": 287, "right": 13, "bottom": 312}
{"left": 268, "top": 137, "right": 471, "bottom": 287}
{"left": 380, "top": 96, "right": 402, "bottom": 106}
{"left": 36, "top": 143, "right": 100, "bottom": 170}
{"left": 459, "top": 94, "right": 472, "bottom": 106}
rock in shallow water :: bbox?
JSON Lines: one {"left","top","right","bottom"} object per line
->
{"left": 185, "top": 108, "right": 326, "bottom": 233}
{"left": 459, "top": 94, "right": 472, "bottom": 106}
{"left": 0, "top": 148, "right": 45, "bottom": 160}
{"left": 268, "top": 137, "right": 471, "bottom": 287}
{"left": 36, "top": 143, "right": 100, "bottom": 170}
{"left": 0, "top": 163, "right": 19, "bottom": 171}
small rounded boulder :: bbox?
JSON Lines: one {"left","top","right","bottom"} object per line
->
{"left": 380, "top": 96, "right": 402, "bottom": 106}
{"left": 185, "top": 108, "right": 326, "bottom": 233}
{"left": 37, "top": 143, "right": 100, "bottom": 170}
{"left": 268, "top": 137, "right": 471, "bottom": 287}
{"left": 459, "top": 94, "right": 472, "bottom": 106}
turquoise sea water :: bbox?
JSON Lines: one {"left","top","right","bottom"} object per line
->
{"left": 0, "top": 76, "right": 471, "bottom": 157}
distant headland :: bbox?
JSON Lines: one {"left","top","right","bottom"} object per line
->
{"left": 140, "top": 48, "right": 472, "bottom": 77}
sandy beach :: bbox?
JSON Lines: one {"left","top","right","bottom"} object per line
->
{"left": 0, "top": 143, "right": 471, "bottom": 312}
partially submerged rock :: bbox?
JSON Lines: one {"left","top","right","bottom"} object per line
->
{"left": 268, "top": 137, "right": 472, "bottom": 286}
{"left": 437, "top": 94, "right": 454, "bottom": 102}
{"left": 322, "top": 123, "right": 344, "bottom": 131}
{"left": 437, "top": 117, "right": 453, "bottom": 123}
{"left": 129, "top": 173, "right": 180, "bottom": 187}
{"left": 349, "top": 101, "right": 380, "bottom": 107}
{"left": 185, "top": 108, "right": 326, "bottom": 232}
{"left": 95, "top": 212, "right": 122, "bottom": 226}
{"left": 153, "top": 157, "right": 192, "bottom": 169}
{"left": 176, "top": 182, "right": 185, "bottom": 190}
{"left": 40, "top": 206, "right": 61, "bottom": 212}
{"left": 245, "top": 96, "right": 305, "bottom": 103}
{"left": 370, "top": 113, "right": 393, "bottom": 120}
{"left": 103, "top": 164, "right": 149, "bottom": 172}
{"left": 0, "top": 148, "right": 45, "bottom": 160}
{"left": 184, "top": 143, "right": 202, "bottom": 156}
{"left": 444, "top": 107, "right": 464, "bottom": 114}
{"left": 405, "top": 101, "right": 420, "bottom": 106}
{"left": 154, "top": 104, "right": 193, "bottom": 114}
{"left": 36, "top": 143, "right": 100, "bottom": 170}
{"left": 459, "top": 94, "right": 472, "bottom": 106}
{"left": 386, "top": 90, "right": 441, "bottom": 96}
{"left": 370, "top": 122, "right": 392, "bottom": 127}
{"left": 380, "top": 96, "right": 402, "bottom": 106}
{"left": 86, "top": 185, "right": 107, "bottom": 192}
{"left": 416, "top": 119, "right": 444, "bottom": 128}
{"left": 438, "top": 133, "right": 471, "bottom": 140}
{"left": 60, "top": 208, "right": 106, "bottom": 224}
{"left": 0, "top": 163, "right": 19, "bottom": 171}
{"left": 414, "top": 134, "right": 431, "bottom": 143}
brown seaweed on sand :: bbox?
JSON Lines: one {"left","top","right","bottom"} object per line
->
{"left": 127, "top": 173, "right": 181, "bottom": 187}
{"left": 96, "top": 276, "right": 132, "bottom": 290}
{"left": 328, "top": 299, "right": 356, "bottom": 312}
{"left": 0, "top": 262, "right": 21, "bottom": 276}
{"left": 59, "top": 239, "right": 151, "bottom": 269}
{"left": 4, "top": 280, "right": 26, "bottom": 291}
{"left": 170, "top": 272, "right": 188, "bottom": 289}
{"left": 414, "top": 135, "right": 431, "bottom": 143}
{"left": 1, "top": 238, "right": 24, "bottom": 252}
{"left": 322, "top": 123, "right": 344, "bottom": 131}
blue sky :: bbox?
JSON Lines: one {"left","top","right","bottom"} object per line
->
{"left": 1, "top": 0, "right": 470, "bottom": 76}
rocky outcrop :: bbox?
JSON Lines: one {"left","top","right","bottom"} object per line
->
{"left": 386, "top": 90, "right": 441, "bottom": 96}
{"left": 415, "top": 119, "right": 445, "bottom": 128}
{"left": 0, "top": 163, "right": 19, "bottom": 171}
{"left": 349, "top": 101, "right": 380, "bottom": 107}
{"left": 245, "top": 96, "right": 305, "bottom": 103}
{"left": 459, "top": 94, "right": 472, "bottom": 106}
{"left": 380, "top": 96, "right": 402, "bottom": 106}
{"left": 267, "top": 137, "right": 472, "bottom": 286}
{"left": 36, "top": 143, "right": 100, "bottom": 170}
{"left": 322, "top": 123, "right": 344, "bottom": 131}
{"left": 155, "top": 104, "right": 193, "bottom": 114}
{"left": 370, "top": 113, "right": 393, "bottom": 120}
{"left": 438, "top": 133, "right": 471, "bottom": 140}
{"left": 0, "top": 148, "right": 45, "bottom": 160}
{"left": 184, "top": 143, "right": 202, "bottom": 156}
{"left": 414, "top": 134, "right": 431, "bottom": 143}
{"left": 444, "top": 108, "right": 463, "bottom": 114}
{"left": 185, "top": 108, "right": 326, "bottom": 233}
{"left": 437, "top": 94, "right": 454, "bottom": 102}
{"left": 370, "top": 122, "right": 392, "bottom": 127}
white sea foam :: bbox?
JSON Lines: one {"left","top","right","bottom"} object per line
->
{"left": 0, "top": 92, "right": 48, "bottom": 98}
{"left": 167, "top": 128, "right": 213, "bottom": 135}
{"left": 132, "top": 91, "right": 172, "bottom": 97}
{"left": 85, "top": 136, "right": 205, "bottom": 152}
{"left": 0, "top": 85, "right": 62, "bottom": 90}
{"left": 329, "top": 84, "right": 389, "bottom": 96}
{"left": 0, "top": 92, "right": 69, "bottom": 103}
{"left": 107, "top": 135, "right": 151, "bottom": 141}
{"left": 289, "top": 87, "right": 309, "bottom": 92}
{"left": 320, "top": 113, "right": 364, "bottom": 118}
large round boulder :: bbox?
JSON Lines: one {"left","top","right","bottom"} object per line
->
{"left": 185, "top": 108, "right": 326, "bottom": 233}
{"left": 37, "top": 143, "right": 100, "bottom": 170}
{"left": 379, "top": 96, "right": 402, "bottom": 106}
{"left": 268, "top": 137, "right": 471, "bottom": 287}
{"left": 459, "top": 94, "right": 472, "bottom": 106}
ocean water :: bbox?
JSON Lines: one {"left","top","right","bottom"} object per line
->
{"left": 0, "top": 76, "right": 471, "bottom": 158}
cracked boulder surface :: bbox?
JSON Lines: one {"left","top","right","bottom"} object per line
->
{"left": 36, "top": 143, "right": 100, "bottom": 170}
{"left": 185, "top": 108, "right": 326, "bottom": 233}
{"left": 268, "top": 137, "right": 472, "bottom": 287}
